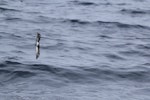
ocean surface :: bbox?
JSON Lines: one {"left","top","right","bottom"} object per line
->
{"left": 0, "top": 0, "right": 150, "bottom": 100}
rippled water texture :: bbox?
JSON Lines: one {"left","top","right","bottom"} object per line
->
{"left": 0, "top": 0, "right": 150, "bottom": 100}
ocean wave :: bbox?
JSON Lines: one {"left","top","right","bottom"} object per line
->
{"left": 119, "top": 49, "right": 147, "bottom": 57}
{"left": 0, "top": 60, "right": 149, "bottom": 83}
{"left": 98, "top": 35, "right": 112, "bottom": 39}
{"left": 136, "top": 44, "right": 150, "bottom": 50}
{"left": 70, "top": 1, "right": 97, "bottom": 6}
{"left": 120, "top": 9, "right": 150, "bottom": 14}
{"left": 0, "top": 6, "right": 20, "bottom": 12}
{"left": 117, "top": 3, "right": 129, "bottom": 6}
{"left": 4, "top": 60, "right": 22, "bottom": 65}
{"left": 96, "top": 21, "right": 150, "bottom": 29}
{"left": 61, "top": 18, "right": 150, "bottom": 29}
{"left": 26, "top": 64, "right": 150, "bottom": 82}
{"left": 4, "top": 17, "right": 22, "bottom": 21}
{"left": 62, "top": 19, "right": 90, "bottom": 25}
{"left": 70, "top": 1, "right": 131, "bottom": 7}
{"left": 0, "top": 61, "right": 35, "bottom": 82}
{"left": 4, "top": 15, "right": 149, "bottom": 30}
{"left": 10, "top": 70, "right": 35, "bottom": 78}
{"left": 42, "top": 43, "right": 65, "bottom": 50}
{"left": 103, "top": 53, "right": 126, "bottom": 60}
{"left": 81, "top": 67, "right": 150, "bottom": 82}
{"left": 30, "top": 64, "right": 63, "bottom": 74}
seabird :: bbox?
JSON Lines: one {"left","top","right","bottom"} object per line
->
{"left": 36, "top": 32, "right": 41, "bottom": 59}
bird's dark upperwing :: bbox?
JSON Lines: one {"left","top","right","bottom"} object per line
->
{"left": 36, "top": 32, "right": 41, "bottom": 59}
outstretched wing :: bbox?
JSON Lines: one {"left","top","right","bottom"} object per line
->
{"left": 36, "top": 45, "right": 40, "bottom": 59}
{"left": 36, "top": 32, "right": 41, "bottom": 42}
{"left": 36, "top": 32, "right": 41, "bottom": 59}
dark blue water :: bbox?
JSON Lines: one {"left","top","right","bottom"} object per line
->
{"left": 0, "top": 0, "right": 150, "bottom": 99}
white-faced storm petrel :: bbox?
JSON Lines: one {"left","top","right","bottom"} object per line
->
{"left": 36, "top": 32, "right": 41, "bottom": 59}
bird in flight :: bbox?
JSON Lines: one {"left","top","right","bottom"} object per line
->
{"left": 36, "top": 32, "right": 41, "bottom": 59}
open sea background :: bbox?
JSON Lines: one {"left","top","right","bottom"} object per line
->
{"left": 0, "top": 0, "right": 150, "bottom": 99}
